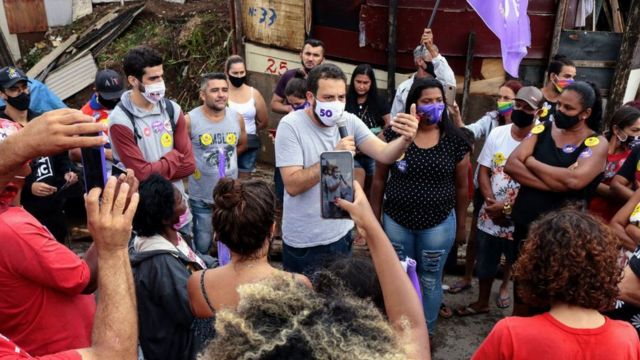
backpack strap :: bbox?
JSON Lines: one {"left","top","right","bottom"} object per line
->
{"left": 116, "top": 102, "right": 141, "bottom": 144}
{"left": 163, "top": 98, "right": 176, "bottom": 133}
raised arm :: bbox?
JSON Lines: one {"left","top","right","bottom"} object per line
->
{"left": 76, "top": 176, "right": 139, "bottom": 360}
{"left": 337, "top": 182, "right": 430, "bottom": 360}
{"left": 0, "top": 109, "right": 106, "bottom": 176}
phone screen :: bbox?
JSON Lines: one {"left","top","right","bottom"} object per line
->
{"left": 320, "top": 151, "right": 354, "bottom": 219}
{"left": 81, "top": 137, "right": 107, "bottom": 193}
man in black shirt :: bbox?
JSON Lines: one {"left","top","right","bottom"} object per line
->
{"left": 0, "top": 66, "right": 79, "bottom": 243}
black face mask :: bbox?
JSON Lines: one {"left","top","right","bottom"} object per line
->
{"left": 6, "top": 92, "right": 30, "bottom": 111}
{"left": 422, "top": 61, "right": 436, "bottom": 78}
{"left": 554, "top": 110, "right": 581, "bottom": 130}
{"left": 98, "top": 95, "right": 119, "bottom": 110}
{"left": 229, "top": 75, "right": 246, "bottom": 88}
{"left": 511, "top": 109, "right": 535, "bottom": 128}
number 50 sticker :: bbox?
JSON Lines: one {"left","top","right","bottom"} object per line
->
{"left": 319, "top": 109, "right": 333, "bottom": 117}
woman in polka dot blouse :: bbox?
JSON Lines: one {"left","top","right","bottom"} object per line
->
{"left": 370, "top": 78, "right": 471, "bottom": 337}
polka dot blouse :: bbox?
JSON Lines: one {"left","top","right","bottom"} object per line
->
{"left": 383, "top": 127, "right": 471, "bottom": 230}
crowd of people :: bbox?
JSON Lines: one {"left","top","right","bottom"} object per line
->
{"left": 1, "top": 25, "right": 640, "bottom": 360}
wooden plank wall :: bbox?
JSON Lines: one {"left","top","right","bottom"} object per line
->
{"left": 3, "top": 0, "right": 48, "bottom": 33}
{"left": 240, "top": 0, "right": 306, "bottom": 51}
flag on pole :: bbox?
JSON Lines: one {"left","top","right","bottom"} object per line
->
{"left": 467, "top": 0, "right": 531, "bottom": 77}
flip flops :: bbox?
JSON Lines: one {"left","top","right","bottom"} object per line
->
{"left": 447, "top": 281, "right": 472, "bottom": 294}
{"left": 456, "top": 305, "right": 490, "bottom": 317}
{"left": 496, "top": 294, "right": 511, "bottom": 309}
{"left": 439, "top": 303, "right": 453, "bottom": 319}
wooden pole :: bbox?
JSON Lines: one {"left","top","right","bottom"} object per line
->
{"left": 230, "top": 0, "right": 245, "bottom": 59}
{"left": 461, "top": 32, "right": 475, "bottom": 123}
{"left": 546, "top": 0, "right": 568, "bottom": 86}
{"left": 605, "top": 0, "right": 640, "bottom": 122}
{"left": 387, "top": 0, "right": 398, "bottom": 104}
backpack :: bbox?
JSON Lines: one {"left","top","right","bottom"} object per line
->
{"left": 116, "top": 98, "right": 176, "bottom": 144}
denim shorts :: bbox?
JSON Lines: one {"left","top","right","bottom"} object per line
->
{"left": 354, "top": 154, "right": 376, "bottom": 176}
{"left": 238, "top": 147, "right": 259, "bottom": 173}
{"left": 475, "top": 229, "right": 518, "bottom": 279}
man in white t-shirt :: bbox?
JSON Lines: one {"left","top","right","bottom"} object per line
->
{"left": 457, "top": 87, "right": 543, "bottom": 316}
{"left": 275, "top": 63, "right": 419, "bottom": 275}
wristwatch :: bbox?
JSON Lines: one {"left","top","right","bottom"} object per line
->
{"left": 502, "top": 201, "right": 512, "bottom": 219}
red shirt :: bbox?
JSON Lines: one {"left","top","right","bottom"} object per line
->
{"left": 589, "top": 149, "right": 631, "bottom": 222}
{"left": 0, "top": 334, "right": 80, "bottom": 360}
{"left": 473, "top": 313, "right": 640, "bottom": 360}
{"left": 0, "top": 207, "right": 95, "bottom": 356}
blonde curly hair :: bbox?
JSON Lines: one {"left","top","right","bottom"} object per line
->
{"left": 198, "top": 275, "right": 408, "bottom": 360}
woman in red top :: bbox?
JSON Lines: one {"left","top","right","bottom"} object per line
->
{"left": 590, "top": 106, "right": 640, "bottom": 222}
{"left": 473, "top": 209, "right": 640, "bottom": 360}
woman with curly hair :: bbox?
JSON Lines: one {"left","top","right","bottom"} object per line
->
{"left": 187, "top": 178, "right": 311, "bottom": 320}
{"left": 198, "top": 182, "right": 429, "bottom": 359}
{"left": 473, "top": 209, "right": 640, "bottom": 359}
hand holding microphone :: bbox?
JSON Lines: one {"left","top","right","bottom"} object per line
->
{"left": 335, "top": 116, "right": 356, "bottom": 156}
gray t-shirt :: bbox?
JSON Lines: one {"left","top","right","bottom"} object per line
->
{"left": 188, "top": 106, "right": 240, "bottom": 204}
{"left": 275, "top": 109, "right": 374, "bottom": 248}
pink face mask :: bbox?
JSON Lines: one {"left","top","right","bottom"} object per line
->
{"left": 173, "top": 209, "right": 190, "bottom": 231}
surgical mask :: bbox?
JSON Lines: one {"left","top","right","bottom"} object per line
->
{"left": 98, "top": 94, "right": 119, "bottom": 110}
{"left": 292, "top": 101, "right": 309, "bottom": 111}
{"left": 229, "top": 75, "right": 245, "bottom": 88}
{"left": 416, "top": 103, "right": 445, "bottom": 125}
{"left": 511, "top": 109, "right": 535, "bottom": 128}
{"left": 553, "top": 77, "right": 574, "bottom": 93}
{"left": 497, "top": 100, "right": 514, "bottom": 116}
{"left": 314, "top": 98, "right": 345, "bottom": 127}
{"left": 616, "top": 130, "right": 640, "bottom": 146}
{"left": 6, "top": 92, "right": 30, "bottom": 111}
{"left": 554, "top": 110, "right": 581, "bottom": 130}
{"left": 139, "top": 80, "right": 165, "bottom": 104}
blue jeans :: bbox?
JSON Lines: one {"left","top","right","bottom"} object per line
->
{"left": 383, "top": 211, "right": 456, "bottom": 336}
{"left": 282, "top": 232, "right": 353, "bottom": 276}
{"left": 190, "top": 198, "right": 213, "bottom": 254}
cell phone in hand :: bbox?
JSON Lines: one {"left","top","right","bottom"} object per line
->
{"left": 111, "top": 164, "right": 127, "bottom": 178}
{"left": 320, "top": 151, "right": 354, "bottom": 219}
{"left": 445, "top": 84, "right": 457, "bottom": 107}
{"left": 81, "top": 135, "right": 107, "bottom": 193}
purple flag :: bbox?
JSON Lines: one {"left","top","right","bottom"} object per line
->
{"left": 467, "top": 0, "right": 531, "bottom": 77}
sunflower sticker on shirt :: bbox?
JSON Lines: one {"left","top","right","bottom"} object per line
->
{"left": 225, "top": 133, "right": 237, "bottom": 145}
{"left": 584, "top": 137, "right": 600, "bottom": 147}
{"left": 531, "top": 124, "right": 545, "bottom": 135}
{"left": 493, "top": 152, "right": 506, "bottom": 166}
{"left": 200, "top": 133, "right": 213, "bottom": 146}
{"left": 193, "top": 168, "right": 201, "bottom": 180}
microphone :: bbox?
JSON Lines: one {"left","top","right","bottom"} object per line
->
{"left": 337, "top": 116, "right": 348, "bottom": 138}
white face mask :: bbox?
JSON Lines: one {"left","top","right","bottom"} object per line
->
{"left": 140, "top": 80, "right": 166, "bottom": 104}
{"left": 314, "top": 98, "right": 345, "bottom": 127}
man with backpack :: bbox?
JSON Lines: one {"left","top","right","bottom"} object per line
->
{"left": 108, "top": 46, "right": 195, "bottom": 235}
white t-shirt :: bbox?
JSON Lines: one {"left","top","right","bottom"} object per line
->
{"left": 275, "top": 110, "right": 374, "bottom": 248}
{"left": 476, "top": 124, "right": 521, "bottom": 239}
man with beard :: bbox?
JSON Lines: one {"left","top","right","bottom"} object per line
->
{"left": 271, "top": 39, "right": 325, "bottom": 114}
{"left": 390, "top": 28, "right": 456, "bottom": 117}
{"left": 456, "top": 87, "right": 543, "bottom": 317}
{"left": 108, "top": 46, "right": 195, "bottom": 236}
{"left": 187, "top": 72, "right": 246, "bottom": 254}
{"left": 275, "top": 64, "right": 418, "bottom": 275}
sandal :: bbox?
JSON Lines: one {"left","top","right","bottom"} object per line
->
{"left": 496, "top": 294, "right": 511, "bottom": 309}
{"left": 447, "top": 281, "right": 472, "bottom": 294}
{"left": 439, "top": 303, "right": 453, "bottom": 319}
{"left": 456, "top": 305, "right": 490, "bottom": 317}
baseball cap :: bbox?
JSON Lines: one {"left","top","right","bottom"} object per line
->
{"left": 95, "top": 69, "right": 125, "bottom": 100}
{"left": 0, "top": 67, "right": 29, "bottom": 90}
{"left": 515, "top": 86, "right": 543, "bottom": 110}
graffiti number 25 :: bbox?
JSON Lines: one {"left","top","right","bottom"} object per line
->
{"left": 266, "top": 58, "right": 288, "bottom": 75}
